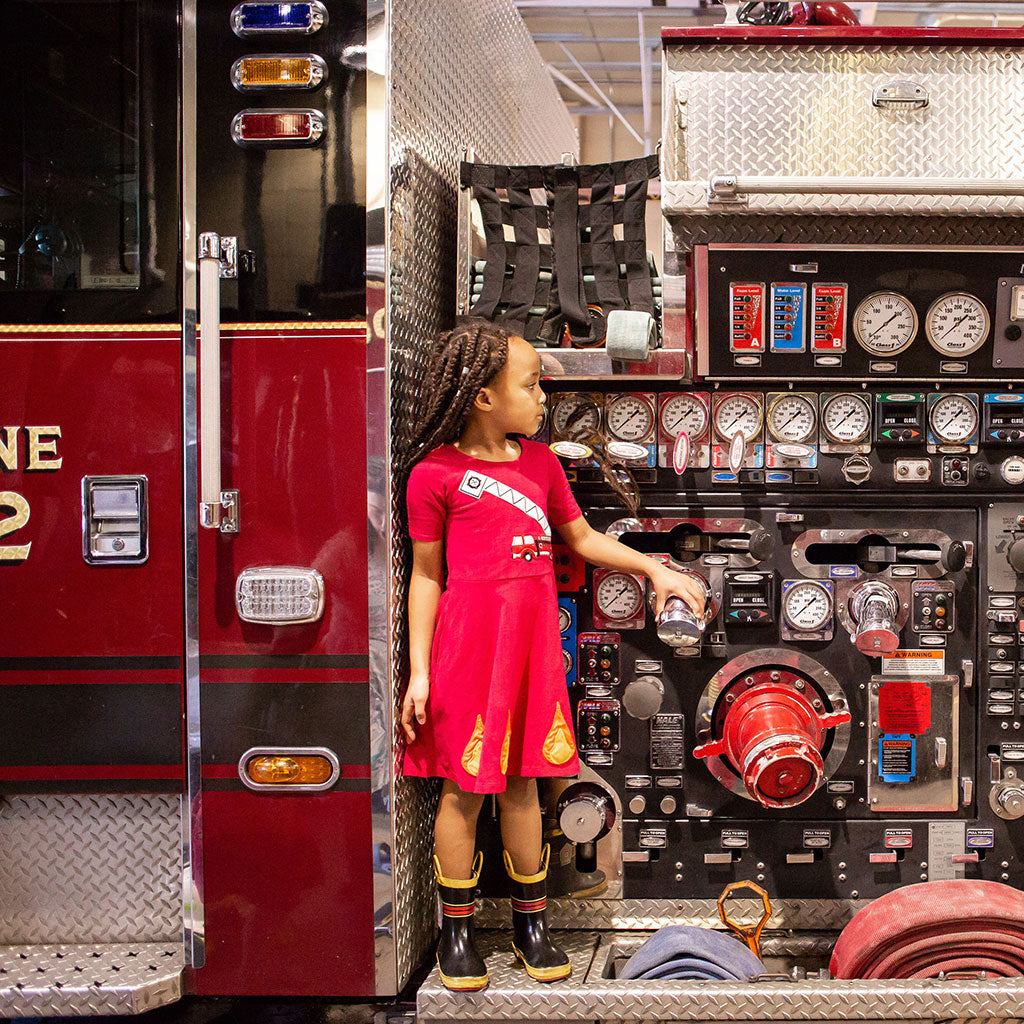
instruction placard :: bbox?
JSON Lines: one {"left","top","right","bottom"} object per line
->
{"left": 878, "top": 680, "right": 932, "bottom": 734}
{"left": 881, "top": 649, "right": 944, "bottom": 676}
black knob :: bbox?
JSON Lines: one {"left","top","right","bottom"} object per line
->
{"left": 1006, "top": 324, "right": 1023, "bottom": 342}
{"left": 942, "top": 541, "right": 967, "bottom": 574}
{"left": 1009, "top": 538, "right": 1024, "bottom": 575}
{"left": 748, "top": 528, "right": 776, "bottom": 562}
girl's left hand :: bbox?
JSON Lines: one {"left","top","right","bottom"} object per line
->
{"left": 649, "top": 563, "right": 706, "bottom": 619}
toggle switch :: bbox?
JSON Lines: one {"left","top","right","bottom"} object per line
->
{"left": 82, "top": 476, "right": 148, "bottom": 564}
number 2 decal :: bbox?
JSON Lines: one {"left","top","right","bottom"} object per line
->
{"left": 0, "top": 491, "right": 31, "bottom": 561}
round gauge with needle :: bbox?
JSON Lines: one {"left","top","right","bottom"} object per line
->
{"left": 595, "top": 572, "right": 645, "bottom": 621}
{"left": 558, "top": 605, "right": 572, "bottom": 634}
{"left": 767, "top": 394, "right": 817, "bottom": 443}
{"left": 713, "top": 394, "right": 761, "bottom": 442}
{"left": 924, "top": 292, "right": 990, "bottom": 356}
{"left": 929, "top": 393, "right": 978, "bottom": 444}
{"left": 660, "top": 393, "right": 709, "bottom": 440}
{"left": 821, "top": 392, "right": 871, "bottom": 444}
{"left": 606, "top": 393, "right": 655, "bottom": 442}
{"left": 782, "top": 581, "right": 833, "bottom": 632}
{"left": 551, "top": 393, "right": 601, "bottom": 440}
{"left": 852, "top": 291, "right": 918, "bottom": 355}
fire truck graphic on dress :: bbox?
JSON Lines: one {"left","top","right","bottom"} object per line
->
{"left": 457, "top": 468, "right": 554, "bottom": 561}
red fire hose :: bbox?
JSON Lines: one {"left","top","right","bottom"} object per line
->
{"left": 831, "top": 881, "right": 1024, "bottom": 978}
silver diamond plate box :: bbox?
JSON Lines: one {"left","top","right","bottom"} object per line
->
{"left": 662, "top": 36, "right": 1024, "bottom": 218}
{"left": 385, "top": 0, "right": 577, "bottom": 993}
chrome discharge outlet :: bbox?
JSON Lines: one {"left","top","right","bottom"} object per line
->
{"left": 849, "top": 581, "right": 901, "bottom": 656}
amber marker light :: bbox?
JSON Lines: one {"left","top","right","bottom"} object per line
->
{"left": 231, "top": 55, "right": 327, "bottom": 91}
{"left": 239, "top": 747, "right": 339, "bottom": 791}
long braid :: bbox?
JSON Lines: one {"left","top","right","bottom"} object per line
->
{"left": 398, "top": 319, "right": 510, "bottom": 499}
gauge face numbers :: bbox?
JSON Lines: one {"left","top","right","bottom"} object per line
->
{"left": 767, "top": 394, "right": 817, "bottom": 443}
{"left": 853, "top": 291, "right": 918, "bottom": 356}
{"left": 821, "top": 393, "right": 871, "bottom": 445}
{"left": 925, "top": 292, "right": 990, "bottom": 356}
{"left": 558, "top": 605, "right": 572, "bottom": 633}
{"left": 660, "top": 393, "right": 709, "bottom": 441}
{"left": 594, "top": 572, "right": 645, "bottom": 622}
{"left": 713, "top": 394, "right": 762, "bottom": 442}
{"left": 929, "top": 394, "right": 978, "bottom": 444}
{"left": 551, "top": 393, "right": 601, "bottom": 440}
{"left": 605, "top": 393, "right": 655, "bottom": 442}
{"left": 783, "top": 581, "right": 833, "bottom": 632}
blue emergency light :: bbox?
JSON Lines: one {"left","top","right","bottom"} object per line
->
{"left": 231, "top": 2, "right": 328, "bottom": 37}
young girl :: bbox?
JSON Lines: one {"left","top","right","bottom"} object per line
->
{"left": 400, "top": 320, "right": 706, "bottom": 992}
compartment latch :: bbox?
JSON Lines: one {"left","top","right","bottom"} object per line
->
{"left": 82, "top": 475, "right": 148, "bottom": 564}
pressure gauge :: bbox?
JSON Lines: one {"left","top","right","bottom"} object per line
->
{"left": 929, "top": 393, "right": 979, "bottom": 444}
{"left": 551, "top": 394, "right": 601, "bottom": 440}
{"left": 594, "top": 572, "right": 645, "bottom": 621}
{"left": 925, "top": 292, "right": 990, "bottom": 356}
{"left": 782, "top": 581, "right": 833, "bottom": 632}
{"left": 606, "top": 393, "right": 655, "bottom": 442}
{"left": 660, "top": 393, "right": 708, "bottom": 440}
{"left": 852, "top": 291, "right": 918, "bottom": 355}
{"left": 821, "top": 392, "right": 871, "bottom": 444}
{"left": 558, "top": 605, "right": 572, "bottom": 633}
{"left": 767, "top": 394, "right": 817, "bottom": 443}
{"left": 713, "top": 394, "right": 761, "bottom": 442}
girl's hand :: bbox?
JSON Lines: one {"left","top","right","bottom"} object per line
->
{"left": 401, "top": 672, "right": 430, "bottom": 743}
{"left": 649, "top": 563, "right": 706, "bottom": 619}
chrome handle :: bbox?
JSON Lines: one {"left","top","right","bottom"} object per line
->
{"left": 198, "top": 232, "right": 239, "bottom": 534}
{"left": 709, "top": 175, "right": 1024, "bottom": 202}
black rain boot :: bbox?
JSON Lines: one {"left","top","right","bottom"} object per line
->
{"left": 434, "top": 852, "right": 488, "bottom": 991}
{"left": 503, "top": 844, "right": 571, "bottom": 982}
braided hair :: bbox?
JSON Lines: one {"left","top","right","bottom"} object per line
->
{"left": 400, "top": 319, "right": 511, "bottom": 481}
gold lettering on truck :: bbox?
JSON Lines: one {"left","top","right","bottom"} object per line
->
{"left": 0, "top": 491, "right": 31, "bottom": 561}
{"left": 27, "top": 426, "right": 62, "bottom": 470}
{"left": 0, "top": 427, "right": 16, "bottom": 471}
{"left": 0, "top": 425, "right": 63, "bottom": 562}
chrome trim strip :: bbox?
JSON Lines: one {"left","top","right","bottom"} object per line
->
{"left": 237, "top": 746, "right": 340, "bottom": 792}
{"left": 180, "top": 0, "right": 205, "bottom": 971}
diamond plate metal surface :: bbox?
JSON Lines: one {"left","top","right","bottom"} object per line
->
{"left": 0, "top": 943, "right": 182, "bottom": 1017}
{"left": 386, "top": 0, "right": 578, "bottom": 991}
{"left": 475, "top": 897, "right": 867, "bottom": 933}
{"left": 0, "top": 795, "right": 181, "bottom": 944}
{"left": 418, "top": 929, "right": 1024, "bottom": 1022}
{"left": 662, "top": 42, "right": 1024, "bottom": 217}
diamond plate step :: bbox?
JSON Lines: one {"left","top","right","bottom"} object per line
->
{"left": 0, "top": 943, "right": 182, "bottom": 1017}
{"left": 418, "top": 929, "right": 1024, "bottom": 1021}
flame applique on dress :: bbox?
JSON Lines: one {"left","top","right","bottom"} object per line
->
{"left": 500, "top": 712, "right": 512, "bottom": 774}
{"left": 542, "top": 702, "right": 576, "bottom": 765}
{"left": 461, "top": 715, "right": 485, "bottom": 777}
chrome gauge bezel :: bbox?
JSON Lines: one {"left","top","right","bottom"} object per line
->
{"left": 820, "top": 392, "right": 872, "bottom": 445}
{"left": 767, "top": 393, "right": 817, "bottom": 444}
{"left": 782, "top": 580, "right": 834, "bottom": 632}
{"left": 852, "top": 290, "right": 919, "bottom": 356}
{"left": 928, "top": 393, "right": 979, "bottom": 444}
{"left": 594, "top": 571, "right": 645, "bottom": 621}
{"left": 551, "top": 393, "right": 602, "bottom": 440}
{"left": 605, "top": 393, "right": 655, "bottom": 442}
{"left": 712, "top": 393, "right": 762, "bottom": 442}
{"left": 659, "top": 393, "right": 709, "bottom": 441}
{"left": 924, "top": 291, "right": 991, "bottom": 357}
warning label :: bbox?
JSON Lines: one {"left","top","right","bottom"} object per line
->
{"left": 880, "top": 734, "right": 915, "bottom": 782}
{"left": 878, "top": 680, "right": 932, "bottom": 734}
{"left": 881, "top": 649, "right": 944, "bottom": 676}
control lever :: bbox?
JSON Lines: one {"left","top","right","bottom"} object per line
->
{"left": 941, "top": 541, "right": 967, "bottom": 574}
{"left": 556, "top": 782, "right": 616, "bottom": 875}
{"left": 714, "top": 529, "right": 773, "bottom": 561}
{"left": 849, "top": 581, "right": 900, "bottom": 656}
{"left": 649, "top": 573, "right": 712, "bottom": 648}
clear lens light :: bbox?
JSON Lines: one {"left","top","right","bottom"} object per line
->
{"left": 235, "top": 567, "right": 324, "bottom": 623}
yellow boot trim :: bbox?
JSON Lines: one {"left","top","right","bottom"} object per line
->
{"left": 437, "top": 955, "right": 489, "bottom": 990}
{"left": 461, "top": 714, "right": 485, "bottom": 776}
{"left": 512, "top": 944, "right": 572, "bottom": 982}
{"left": 503, "top": 843, "right": 550, "bottom": 884}
{"left": 541, "top": 702, "right": 576, "bottom": 766}
{"left": 500, "top": 711, "right": 511, "bottom": 774}
{"left": 433, "top": 851, "right": 483, "bottom": 888}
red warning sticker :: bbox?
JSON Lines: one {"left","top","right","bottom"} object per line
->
{"left": 878, "top": 680, "right": 932, "bottom": 735}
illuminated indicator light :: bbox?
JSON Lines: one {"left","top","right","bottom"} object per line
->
{"left": 230, "top": 109, "right": 325, "bottom": 147}
{"left": 231, "top": 2, "right": 328, "bottom": 36}
{"left": 246, "top": 754, "right": 334, "bottom": 785}
{"left": 232, "top": 55, "right": 327, "bottom": 90}
{"left": 235, "top": 566, "right": 325, "bottom": 622}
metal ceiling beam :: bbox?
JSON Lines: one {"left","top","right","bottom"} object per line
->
{"left": 559, "top": 42, "right": 644, "bottom": 145}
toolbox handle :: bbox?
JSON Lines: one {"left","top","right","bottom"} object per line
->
{"left": 709, "top": 175, "right": 1024, "bottom": 203}
{"left": 198, "top": 232, "right": 239, "bottom": 534}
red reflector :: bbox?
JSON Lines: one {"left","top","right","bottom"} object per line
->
{"left": 230, "top": 108, "right": 325, "bottom": 147}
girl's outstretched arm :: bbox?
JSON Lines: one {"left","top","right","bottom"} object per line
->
{"left": 402, "top": 538, "right": 444, "bottom": 743}
{"left": 555, "top": 515, "right": 706, "bottom": 618}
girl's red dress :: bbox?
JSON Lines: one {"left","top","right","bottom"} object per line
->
{"left": 402, "top": 439, "right": 582, "bottom": 793}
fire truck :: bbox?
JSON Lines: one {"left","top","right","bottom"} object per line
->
{"left": 7, "top": 0, "right": 1024, "bottom": 1021}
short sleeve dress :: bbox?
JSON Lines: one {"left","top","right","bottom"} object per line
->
{"left": 402, "top": 439, "right": 583, "bottom": 793}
